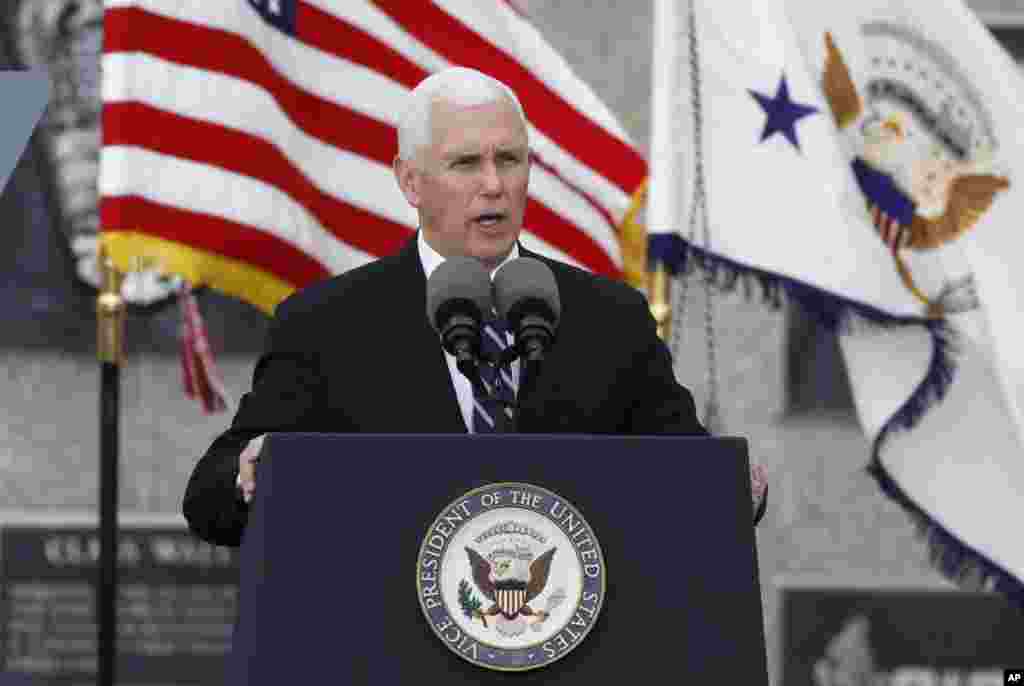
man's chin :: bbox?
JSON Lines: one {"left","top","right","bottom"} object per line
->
{"left": 470, "top": 229, "right": 518, "bottom": 266}
{"left": 474, "top": 243, "right": 517, "bottom": 268}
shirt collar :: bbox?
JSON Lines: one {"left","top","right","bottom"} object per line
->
{"left": 417, "top": 230, "right": 520, "bottom": 280}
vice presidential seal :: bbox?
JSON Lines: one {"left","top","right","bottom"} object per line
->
{"left": 416, "top": 483, "right": 605, "bottom": 671}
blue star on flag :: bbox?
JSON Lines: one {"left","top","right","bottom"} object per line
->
{"left": 749, "top": 75, "right": 818, "bottom": 150}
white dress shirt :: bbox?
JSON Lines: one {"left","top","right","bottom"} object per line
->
{"left": 418, "top": 231, "right": 520, "bottom": 433}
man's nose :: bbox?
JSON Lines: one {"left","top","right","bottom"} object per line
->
{"left": 480, "top": 161, "right": 504, "bottom": 195}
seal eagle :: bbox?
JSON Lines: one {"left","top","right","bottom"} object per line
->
{"left": 822, "top": 32, "right": 1009, "bottom": 315}
{"left": 465, "top": 546, "right": 556, "bottom": 635}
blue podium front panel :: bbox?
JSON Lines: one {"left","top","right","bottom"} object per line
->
{"left": 230, "top": 434, "right": 766, "bottom": 685}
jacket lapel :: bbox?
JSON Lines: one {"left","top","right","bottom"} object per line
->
{"left": 389, "top": 236, "right": 469, "bottom": 433}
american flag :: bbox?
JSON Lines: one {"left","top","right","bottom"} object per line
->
{"left": 100, "top": 0, "right": 647, "bottom": 315}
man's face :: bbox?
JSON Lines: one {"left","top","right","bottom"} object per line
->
{"left": 396, "top": 97, "right": 530, "bottom": 269}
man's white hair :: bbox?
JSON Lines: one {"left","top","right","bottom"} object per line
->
{"left": 396, "top": 67, "right": 528, "bottom": 163}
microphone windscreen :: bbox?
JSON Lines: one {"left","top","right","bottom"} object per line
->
{"left": 492, "top": 257, "right": 561, "bottom": 325}
{"left": 425, "top": 256, "right": 493, "bottom": 332}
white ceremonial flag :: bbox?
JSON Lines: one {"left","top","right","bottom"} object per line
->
{"left": 649, "top": 0, "right": 1024, "bottom": 604}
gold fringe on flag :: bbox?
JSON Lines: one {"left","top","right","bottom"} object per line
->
{"left": 617, "top": 177, "right": 649, "bottom": 292}
{"left": 614, "top": 178, "right": 672, "bottom": 340}
{"left": 101, "top": 231, "right": 293, "bottom": 316}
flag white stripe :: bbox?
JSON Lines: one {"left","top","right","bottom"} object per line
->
{"left": 101, "top": 146, "right": 375, "bottom": 274}
{"left": 105, "top": 0, "right": 632, "bottom": 231}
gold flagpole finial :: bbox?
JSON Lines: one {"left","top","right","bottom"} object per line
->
{"left": 96, "top": 243, "right": 126, "bottom": 365}
{"left": 648, "top": 263, "right": 671, "bottom": 342}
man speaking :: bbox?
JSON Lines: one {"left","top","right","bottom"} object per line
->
{"left": 183, "top": 67, "right": 756, "bottom": 548}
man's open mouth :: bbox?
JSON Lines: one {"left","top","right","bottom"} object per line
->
{"left": 474, "top": 212, "right": 507, "bottom": 227}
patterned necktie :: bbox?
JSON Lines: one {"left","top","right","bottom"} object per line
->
{"left": 472, "top": 316, "right": 517, "bottom": 433}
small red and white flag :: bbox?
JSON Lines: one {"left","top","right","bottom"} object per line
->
{"left": 179, "top": 283, "right": 230, "bottom": 414}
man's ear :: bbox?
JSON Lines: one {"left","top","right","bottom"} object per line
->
{"left": 393, "top": 155, "right": 421, "bottom": 208}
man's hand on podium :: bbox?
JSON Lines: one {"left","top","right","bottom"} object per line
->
{"left": 237, "top": 434, "right": 265, "bottom": 504}
{"left": 751, "top": 463, "right": 768, "bottom": 523}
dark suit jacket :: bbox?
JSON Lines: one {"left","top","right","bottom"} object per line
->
{"left": 183, "top": 236, "right": 708, "bottom": 546}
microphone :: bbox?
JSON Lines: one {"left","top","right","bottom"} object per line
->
{"left": 493, "top": 257, "right": 561, "bottom": 366}
{"left": 425, "top": 256, "right": 493, "bottom": 390}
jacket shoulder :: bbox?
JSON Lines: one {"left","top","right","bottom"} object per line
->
{"left": 271, "top": 253, "right": 403, "bottom": 321}
{"left": 537, "top": 255, "right": 648, "bottom": 312}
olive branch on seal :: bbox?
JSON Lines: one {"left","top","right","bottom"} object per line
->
{"left": 457, "top": 579, "right": 486, "bottom": 626}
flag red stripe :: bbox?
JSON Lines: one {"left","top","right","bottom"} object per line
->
{"left": 104, "top": 9, "right": 617, "bottom": 274}
{"left": 101, "top": 195, "right": 332, "bottom": 287}
{"left": 104, "top": 101, "right": 412, "bottom": 259}
{"left": 363, "top": 0, "right": 645, "bottom": 194}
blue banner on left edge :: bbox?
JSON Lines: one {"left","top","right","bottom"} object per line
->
{"left": 0, "top": 71, "right": 49, "bottom": 194}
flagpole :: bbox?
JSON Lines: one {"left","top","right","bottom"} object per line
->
{"left": 648, "top": 0, "right": 684, "bottom": 341}
{"left": 96, "top": 246, "right": 125, "bottom": 686}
